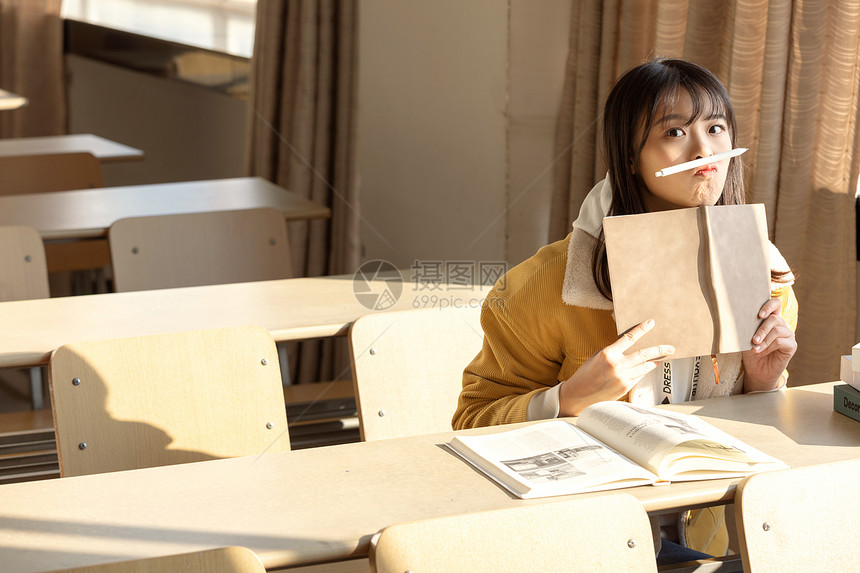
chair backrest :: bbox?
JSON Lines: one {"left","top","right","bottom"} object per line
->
{"left": 47, "top": 546, "right": 266, "bottom": 573}
{"left": 108, "top": 208, "right": 292, "bottom": 293}
{"left": 48, "top": 326, "right": 291, "bottom": 477}
{"left": 0, "top": 225, "right": 50, "bottom": 301}
{"left": 348, "top": 305, "right": 483, "bottom": 441}
{"left": 734, "top": 458, "right": 860, "bottom": 572}
{"left": 0, "top": 152, "right": 102, "bottom": 194}
{"left": 370, "top": 493, "right": 657, "bottom": 573}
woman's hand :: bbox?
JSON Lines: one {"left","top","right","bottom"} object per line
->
{"left": 558, "top": 319, "right": 674, "bottom": 416}
{"left": 742, "top": 298, "right": 797, "bottom": 392}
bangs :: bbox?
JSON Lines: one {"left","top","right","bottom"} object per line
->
{"left": 653, "top": 83, "right": 731, "bottom": 126}
{"left": 679, "top": 81, "right": 729, "bottom": 122}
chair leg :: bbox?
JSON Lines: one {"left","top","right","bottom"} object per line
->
{"left": 29, "top": 367, "right": 44, "bottom": 410}
{"left": 278, "top": 343, "right": 292, "bottom": 386}
{"left": 94, "top": 268, "right": 109, "bottom": 294}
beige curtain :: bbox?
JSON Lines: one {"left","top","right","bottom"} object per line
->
{"left": 246, "top": 0, "right": 360, "bottom": 384}
{"left": 553, "top": 0, "right": 860, "bottom": 385}
{"left": 0, "top": 0, "right": 65, "bottom": 137}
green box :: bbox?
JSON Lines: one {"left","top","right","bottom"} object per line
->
{"left": 834, "top": 384, "right": 860, "bottom": 422}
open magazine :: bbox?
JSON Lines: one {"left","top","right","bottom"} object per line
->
{"left": 446, "top": 401, "right": 787, "bottom": 499}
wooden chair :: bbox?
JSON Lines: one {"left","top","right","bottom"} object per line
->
{"left": 733, "top": 458, "right": 860, "bottom": 572}
{"left": 45, "top": 546, "right": 265, "bottom": 573}
{"left": 370, "top": 493, "right": 657, "bottom": 573}
{"left": 0, "top": 152, "right": 102, "bottom": 194}
{"left": 0, "top": 225, "right": 50, "bottom": 301}
{"left": 348, "top": 305, "right": 483, "bottom": 441}
{"left": 48, "top": 326, "right": 291, "bottom": 477}
{"left": 108, "top": 207, "right": 346, "bottom": 441}
{"left": 0, "top": 225, "right": 51, "bottom": 411}
{"left": 0, "top": 152, "right": 108, "bottom": 287}
{"left": 108, "top": 207, "right": 292, "bottom": 293}
{"left": 108, "top": 207, "right": 294, "bottom": 388}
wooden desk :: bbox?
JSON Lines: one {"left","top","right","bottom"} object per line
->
{"left": 0, "top": 176, "right": 330, "bottom": 273}
{"left": 0, "top": 134, "right": 142, "bottom": 162}
{"left": 0, "top": 177, "right": 330, "bottom": 241}
{"left": 0, "top": 272, "right": 491, "bottom": 368}
{"left": 0, "top": 383, "right": 856, "bottom": 572}
{"left": 0, "top": 89, "right": 28, "bottom": 111}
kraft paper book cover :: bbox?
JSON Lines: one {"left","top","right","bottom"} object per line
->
{"left": 446, "top": 401, "right": 787, "bottom": 500}
{"left": 603, "top": 204, "right": 771, "bottom": 359}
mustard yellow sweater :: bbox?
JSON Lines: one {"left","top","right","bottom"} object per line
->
{"left": 452, "top": 234, "right": 798, "bottom": 430}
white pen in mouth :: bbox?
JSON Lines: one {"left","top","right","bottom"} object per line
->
{"left": 654, "top": 147, "right": 748, "bottom": 178}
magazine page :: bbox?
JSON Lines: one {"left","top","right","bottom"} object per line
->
{"left": 447, "top": 420, "right": 657, "bottom": 499}
{"left": 578, "top": 402, "right": 787, "bottom": 479}
{"left": 650, "top": 422, "right": 788, "bottom": 479}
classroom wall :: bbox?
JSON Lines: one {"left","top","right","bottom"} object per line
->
{"left": 356, "top": 0, "right": 509, "bottom": 271}
{"left": 65, "top": 54, "right": 247, "bottom": 188}
{"left": 507, "top": 0, "right": 571, "bottom": 265}
{"left": 356, "top": 0, "right": 570, "bottom": 270}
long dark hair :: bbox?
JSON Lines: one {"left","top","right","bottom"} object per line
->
{"left": 593, "top": 57, "right": 745, "bottom": 300}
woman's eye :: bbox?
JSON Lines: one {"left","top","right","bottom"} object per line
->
{"left": 710, "top": 124, "right": 726, "bottom": 135}
{"left": 666, "top": 127, "right": 685, "bottom": 137}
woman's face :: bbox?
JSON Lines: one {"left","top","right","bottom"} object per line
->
{"left": 637, "top": 89, "right": 733, "bottom": 211}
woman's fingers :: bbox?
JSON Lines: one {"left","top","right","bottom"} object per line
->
{"left": 752, "top": 314, "right": 792, "bottom": 349}
{"left": 757, "top": 297, "right": 782, "bottom": 319}
{"left": 617, "top": 345, "right": 673, "bottom": 392}
{"left": 615, "top": 319, "right": 656, "bottom": 351}
{"left": 752, "top": 323, "right": 795, "bottom": 356}
{"left": 626, "top": 359, "right": 660, "bottom": 380}
{"left": 614, "top": 320, "right": 674, "bottom": 365}
{"left": 751, "top": 298, "right": 791, "bottom": 353}
{"left": 629, "top": 344, "right": 676, "bottom": 365}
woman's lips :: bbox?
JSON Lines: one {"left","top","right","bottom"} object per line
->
{"left": 694, "top": 165, "right": 717, "bottom": 176}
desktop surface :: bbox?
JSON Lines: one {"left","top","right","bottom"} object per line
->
{"left": 0, "top": 382, "right": 855, "bottom": 572}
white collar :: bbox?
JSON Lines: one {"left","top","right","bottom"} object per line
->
{"left": 571, "top": 176, "right": 613, "bottom": 239}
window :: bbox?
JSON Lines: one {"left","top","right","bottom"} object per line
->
{"left": 62, "top": 0, "right": 257, "bottom": 58}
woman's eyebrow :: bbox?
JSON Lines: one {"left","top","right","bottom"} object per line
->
{"left": 654, "top": 113, "right": 689, "bottom": 125}
{"left": 655, "top": 111, "right": 728, "bottom": 126}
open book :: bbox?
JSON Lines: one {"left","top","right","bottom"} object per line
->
{"left": 603, "top": 204, "right": 771, "bottom": 359}
{"left": 447, "top": 401, "right": 787, "bottom": 499}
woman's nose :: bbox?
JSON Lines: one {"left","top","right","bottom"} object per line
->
{"left": 691, "top": 134, "right": 714, "bottom": 160}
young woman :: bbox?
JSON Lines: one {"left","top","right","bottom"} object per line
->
{"left": 452, "top": 57, "right": 798, "bottom": 563}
